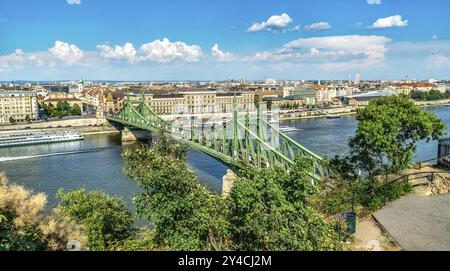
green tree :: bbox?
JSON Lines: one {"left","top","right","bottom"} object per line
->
{"left": 0, "top": 173, "right": 86, "bottom": 251}
{"left": 123, "top": 140, "right": 230, "bottom": 251}
{"left": 229, "top": 157, "right": 343, "bottom": 251}
{"left": 54, "top": 101, "right": 72, "bottom": 118}
{"left": 25, "top": 115, "right": 31, "bottom": 123}
{"left": 8, "top": 117, "right": 16, "bottom": 125}
{"left": 57, "top": 189, "right": 135, "bottom": 251}
{"left": 349, "top": 95, "right": 446, "bottom": 176}
{"left": 410, "top": 89, "right": 448, "bottom": 101}
{"left": 70, "top": 104, "right": 82, "bottom": 116}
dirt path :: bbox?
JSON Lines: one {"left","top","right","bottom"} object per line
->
{"left": 349, "top": 217, "right": 400, "bottom": 251}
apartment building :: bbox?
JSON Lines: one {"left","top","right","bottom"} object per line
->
{"left": 128, "top": 90, "right": 255, "bottom": 115}
{"left": 0, "top": 91, "right": 39, "bottom": 124}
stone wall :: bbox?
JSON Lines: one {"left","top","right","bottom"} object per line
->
{"left": 0, "top": 117, "right": 107, "bottom": 131}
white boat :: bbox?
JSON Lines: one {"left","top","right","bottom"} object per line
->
{"left": 0, "top": 130, "right": 84, "bottom": 148}
{"left": 278, "top": 126, "right": 301, "bottom": 133}
{"left": 326, "top": 115, "right": 342, "bottom": 119}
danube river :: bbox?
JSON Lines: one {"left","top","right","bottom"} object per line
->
{"left": 1, "top": 106, "right": 449, "bottom": 209}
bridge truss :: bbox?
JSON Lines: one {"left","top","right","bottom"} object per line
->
{"left": 106, "top": 97, "right": 326, "bottom": 181}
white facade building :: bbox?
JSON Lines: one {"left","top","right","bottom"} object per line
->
{"left": 0, "top": 91, "right": 39, "bottom": 124}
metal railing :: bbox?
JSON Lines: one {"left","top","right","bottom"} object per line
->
{"left": 323, "top": 170, "right": 448, "bottom": 218}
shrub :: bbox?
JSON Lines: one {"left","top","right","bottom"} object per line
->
{"left": 359, "top": 181, "right": 412, "bottom": 212}
{"left": 57, "top": 189, "right": 135, "bottom": 251}
{"left": 0, "top": 172, "right": 86, "bottom": 251}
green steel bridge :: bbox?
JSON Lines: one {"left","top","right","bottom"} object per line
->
{"left": 106, "top": 97, "right": 326, "bottom": 181}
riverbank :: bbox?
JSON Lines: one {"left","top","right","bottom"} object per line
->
{"left": 280, "top": 107, "right": 357, "bottom": 121}
{"left": 413, "top": 99, "right": 450, "bottom": 107}
{"left": 279, "top": 99, "right": 450, "bottom": 121}
{"left": 0, "top": 124, "right": 119, "bottom": 136}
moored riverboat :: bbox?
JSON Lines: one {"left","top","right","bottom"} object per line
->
{"left": 0, "top": 130, "right": 84, "bottom": 148}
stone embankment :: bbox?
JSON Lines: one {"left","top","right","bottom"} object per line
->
{"left": 0, "top": 117, "right": 119, "bottom": 136}
{"left": 279, "top": 107, "right": 356, "bottom": 120}
{"left": 413, "top": 99, "right": 450, "bottom": 107}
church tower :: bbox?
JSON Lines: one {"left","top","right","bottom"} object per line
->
{"left": 78, "top": 76, "right": 84, "bottom": 92}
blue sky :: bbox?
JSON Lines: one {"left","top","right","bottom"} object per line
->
{"left": 1, "top": 0, "right": 449, "bottom": 81}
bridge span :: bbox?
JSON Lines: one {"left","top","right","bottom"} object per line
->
{"left": 106, "top": 97, "right": 326, "bottom": 181}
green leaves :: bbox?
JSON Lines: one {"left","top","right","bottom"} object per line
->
{"left": 229, "top": 158, "right": 342, "bottom": 251}
{"left": 45, "top": 101, "right": 82, "bottom": 118}
{"left": 57, "top": 189, "right": 135, "bottom": 251}
{"left": 124, "top": 137, "right": 343, "bottom": 251}
{"left": 349, "top": 95, "right": 446, "bottom": 175}
{"left": 124, "top": 139, "right": 229, "bottom": 251}
{"left": 410, "top": 89, "right": 450, "bottom": 101}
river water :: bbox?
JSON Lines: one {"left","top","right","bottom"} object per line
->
{"left": 1, "top": 106, "right": 449, "bottom": 209}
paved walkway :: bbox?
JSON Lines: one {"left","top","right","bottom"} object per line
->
{"left": 373, "top": 193, "right": 450, "bottom": 251}
{"left": 351, "top": 217, "right": 400, "bottom": 251}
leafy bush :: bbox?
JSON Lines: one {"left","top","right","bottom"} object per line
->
{"left": 124, "top": 138, "right": 345, "bottom": 251}
{"left": 0, "top": 172, "right": 86, "bottom": 251}
{"left": 124, "top": 140, "right": 230, "bottom": 251}
{"left": 359, "top": 181, "right": 412, "bottom": 212}
{"left": 229, "top": 157, "right": 344, "bottom": 251}
{"left": 108, "top": 230, "right": 157, "bottom": 251}
{"left": 57, "top": 189, "right": 135, "bottom": 250}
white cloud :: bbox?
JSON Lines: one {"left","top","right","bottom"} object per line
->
{"left": 244, "top": 51, "right": 274, "bottom": 61}
{"left": 370, "top": 15, "right": 408, "bottom": 29}
{"left": 289, "top": 25, "right": 302, "bottom": 32}
{"left": 247, "top": 13, "right": 293, "bottom": 32}
{"left": 139, "top": 38, "right": 203, "bottom": 63}
{"left": 304, "top": 22, "right": 332, "bottom": 31}
{"left": 284, "top": 35, "right": 390, "bottom": 61}
{"left": 67, "top": 0, "right": 81, "bottom": 5}
{"left": 211, "top": 44, "right": 233, "bottom": 62}
{"left": 389, "top": 40, "right": 450, "bottom": 56}
{"left": 432, "top": 35, "right": 439, "bottom": 40}
{"left": 97, "top": 43, "right": 137, "bottom": 63}
{"left": 0, "top": 49, "right": 46, "bottom": 70}
{"left": 367, "top": 0, "right": 381, "bottom": 5}
{"left": 425, "top": 53, "right": 450, "bottom": 68}
{"left": 245, "top": 35, "right": 391, "bottom": 71}
{"left": 48, "top": 41, "right": 84, "bottom": 64}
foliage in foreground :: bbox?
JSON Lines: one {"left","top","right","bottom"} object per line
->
{"left": 123, "top": 138, "right": 344, "bottom": 251}
{"left": 315, "top": 96, "right": 442, "bottom": 216}
{"left": 0, "top": 172, "right": 86, "bottom": 251}
{"left": 57, "top": 189, "right": 136, "bottom": 251}
{"left": 230, "top": 158, "right": 343, "bottom": 251}
{"left": 359, "top": 181, "right": 412, "bottom": 212}
{"left": 349, "top": 95, "right": 446, "bottom": 176}
{"left": 124, "top": 140, "right": 230, "bottom": 251}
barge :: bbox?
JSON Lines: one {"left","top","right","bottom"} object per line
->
{"left": 0, "top": 130, "right": 84, "bottom": 148}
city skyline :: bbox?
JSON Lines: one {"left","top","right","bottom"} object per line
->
{"left": 1, "top": 0, "right": 450, "bottom": 81}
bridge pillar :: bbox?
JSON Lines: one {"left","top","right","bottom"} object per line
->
{"left": 121, "top": 127, "right": 138, "bottom": 142}
{"left": 222, "top": 169, "right": 237, "bottom": 196}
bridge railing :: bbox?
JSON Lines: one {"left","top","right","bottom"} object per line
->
{"left": 322, "top": 170, "right": 447, "bottom": 218}
{"left": 107, "top": 98, "right": 327, "bottom": 181}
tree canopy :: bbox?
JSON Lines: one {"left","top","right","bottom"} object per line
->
{"left": 57, "top": 189, "right": 135, "bottom": 250}
{"left": 124, "top": 140, "right": 229, "bottom": 251}
{"left": 0, "top": 173, "right": 86, "bottom": 251}
{"left": 123, "top": 137, "right": 344, "bottom": 251}
{"left": 410, "top": 89, "right": 450, "bottom": 101}
{"left": 349, "top": 95, "right": 446, "bottom": 175}
{"left": 230, "top": 158, "right": 343, "bottom": 251}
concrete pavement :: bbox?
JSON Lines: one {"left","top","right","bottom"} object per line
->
{"left": 373, "top": 194, "right": 450, "bottom": 251}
